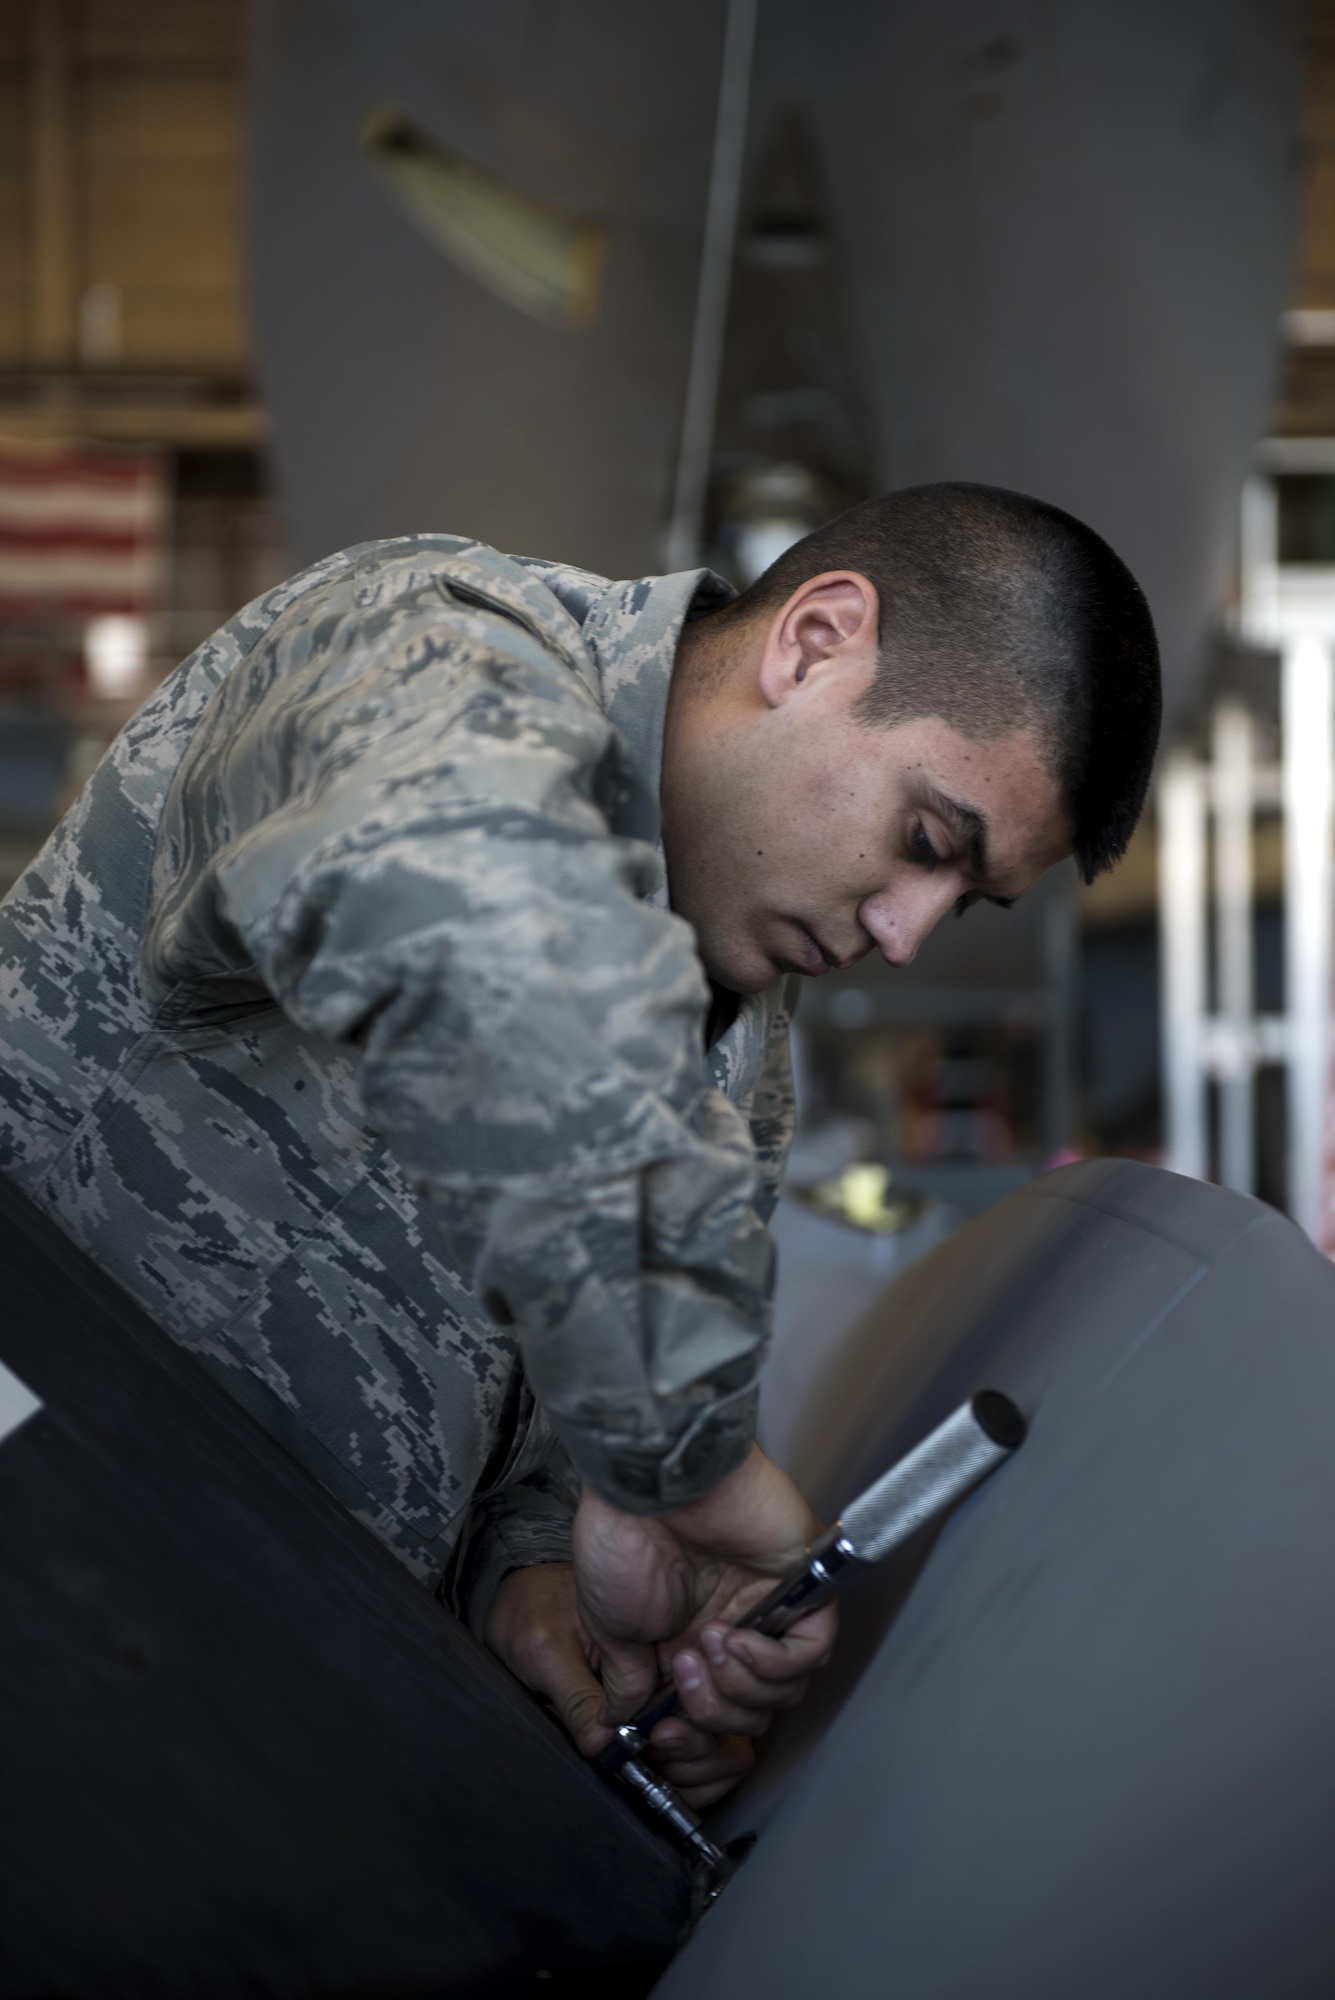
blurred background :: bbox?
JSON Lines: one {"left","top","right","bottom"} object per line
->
{"left": 1, "top": 0, "right": 1332, "bottom": 1387}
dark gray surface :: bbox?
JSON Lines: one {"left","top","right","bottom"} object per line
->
{"left": 0, "top": 1175, "right": 688, "bottom": 1997}
{"left": 663, "top": 1160, "right": 1335, "bottom": 1998}
{"left": 247, "top": 0, "right": 723, "bottom": 582}
{"left": 247, "top": 0, "right": 1298, "bottom": 720}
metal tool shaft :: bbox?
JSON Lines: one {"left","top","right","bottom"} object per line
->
{"left": 614, "top": 1755, "right": 729, "bottom": 1877}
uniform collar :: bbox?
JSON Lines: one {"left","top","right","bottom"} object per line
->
{"left": 579, "top": 567, "right": 734, "bottom": 791}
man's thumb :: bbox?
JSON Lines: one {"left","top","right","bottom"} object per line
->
{"left": 556, "top": 1680, "right": 615, "bottom": 1759}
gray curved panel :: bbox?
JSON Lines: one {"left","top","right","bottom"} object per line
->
{"left": 662, "top": 1160, "right": 1335, "bottom": 1999}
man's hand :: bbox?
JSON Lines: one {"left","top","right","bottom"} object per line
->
{"left": 484, "top": 1562, "right": 755, "bottom": 1808}
{"left": 572, "top": 1443, "right": 838, "bottom": 1744}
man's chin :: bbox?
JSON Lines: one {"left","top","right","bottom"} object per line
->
{"left": 700, "top": 952, "right": 784, "bottom": 998}
{"left": 693, "top": 917, "right": 787, "bottom": 996}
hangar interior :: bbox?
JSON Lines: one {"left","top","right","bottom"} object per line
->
{"left": 4, "top": 3, "right": 1335, "bottom": 1993}
{"left": 0, "top": 1, "right": 1330, "bottom": 1263}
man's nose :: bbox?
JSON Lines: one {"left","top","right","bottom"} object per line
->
{"left": 858, "top": 885, "right": 957, "bottom": 967}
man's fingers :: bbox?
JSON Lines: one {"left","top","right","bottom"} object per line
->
{"left": 670, "top": 1646, "right": 805, "bottom": 1735}
{"left": 649, "top": 1722, "right": 755, "bottom": 1809}
{"left": 594, "top": 1636, "right": 665, "bottom": 1725}
{"left": 666, "top": 1601, "right": 836, "bottom": 1732}
{"left": 714, "top": 1603, "right": 837, "bottom": 1683}
{"left": 663, "top": 1604, "right": 835, "bottom": 1727}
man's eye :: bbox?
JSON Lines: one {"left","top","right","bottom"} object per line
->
{"left": 911, "top": 822, "right": 941, "bottom": 869}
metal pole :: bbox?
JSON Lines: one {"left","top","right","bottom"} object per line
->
{"left": 663, "top": 0, "right": 758, "bottom": 572}
{"left": 1282, "top": 633, "right": 1335, "bottom": 1243}
{"left": 1159, "top": 754, "right": 1208, "bottom": 1180}
{"left": 1212, "top": 703, "right": 1255, "bottom": 1193}
{"left": 1238, "top": 475, "right": 1279, "bottom": 640}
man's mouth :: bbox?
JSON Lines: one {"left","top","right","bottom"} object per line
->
{"left": 786, "top": 924, "right": 839, "bottom": 976}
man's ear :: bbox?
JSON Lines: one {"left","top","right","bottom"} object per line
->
{"left": 755, "top": 571, "right": 879, "bottom": 709}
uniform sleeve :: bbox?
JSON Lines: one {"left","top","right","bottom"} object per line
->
{"left": 448, "top": 1439, "right": 582, "bottom": 1637}
{"left": 144, "top": 568, "right": 771, "bottom": 1515}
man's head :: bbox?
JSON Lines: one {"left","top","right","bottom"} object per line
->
{"left": 661, "top": 482, "right": 1161, "bottom": 995}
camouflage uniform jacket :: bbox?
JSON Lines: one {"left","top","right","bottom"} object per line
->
{"left": 0, "top": 536, "right": 799, "bottom": 1620}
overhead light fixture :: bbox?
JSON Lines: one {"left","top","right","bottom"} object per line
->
{"left": 361, "top": 106, "right": 606, "bottom": 328}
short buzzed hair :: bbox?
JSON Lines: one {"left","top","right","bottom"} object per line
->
{"left": 716, "top": 482, "right": 1161, "bottom": 882}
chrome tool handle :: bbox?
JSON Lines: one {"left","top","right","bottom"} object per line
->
{"left": 741, "top": 1524, "right": 863, "bottom": 1637}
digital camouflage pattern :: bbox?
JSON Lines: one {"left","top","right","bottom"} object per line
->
{"left": 0, "top": 536, "right": 798, "bottom": 1619}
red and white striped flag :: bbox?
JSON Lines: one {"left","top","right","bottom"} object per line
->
{"left": 0, "top": 449, "right": 165, "bottom": 615}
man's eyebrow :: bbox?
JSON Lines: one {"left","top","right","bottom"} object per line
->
{"left": 922, "top": 785, "right": 1016, "bottom": 908}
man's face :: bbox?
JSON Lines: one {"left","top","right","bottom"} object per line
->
{"left": 661, "top": 575, "right": 1073, "bottom": 996}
